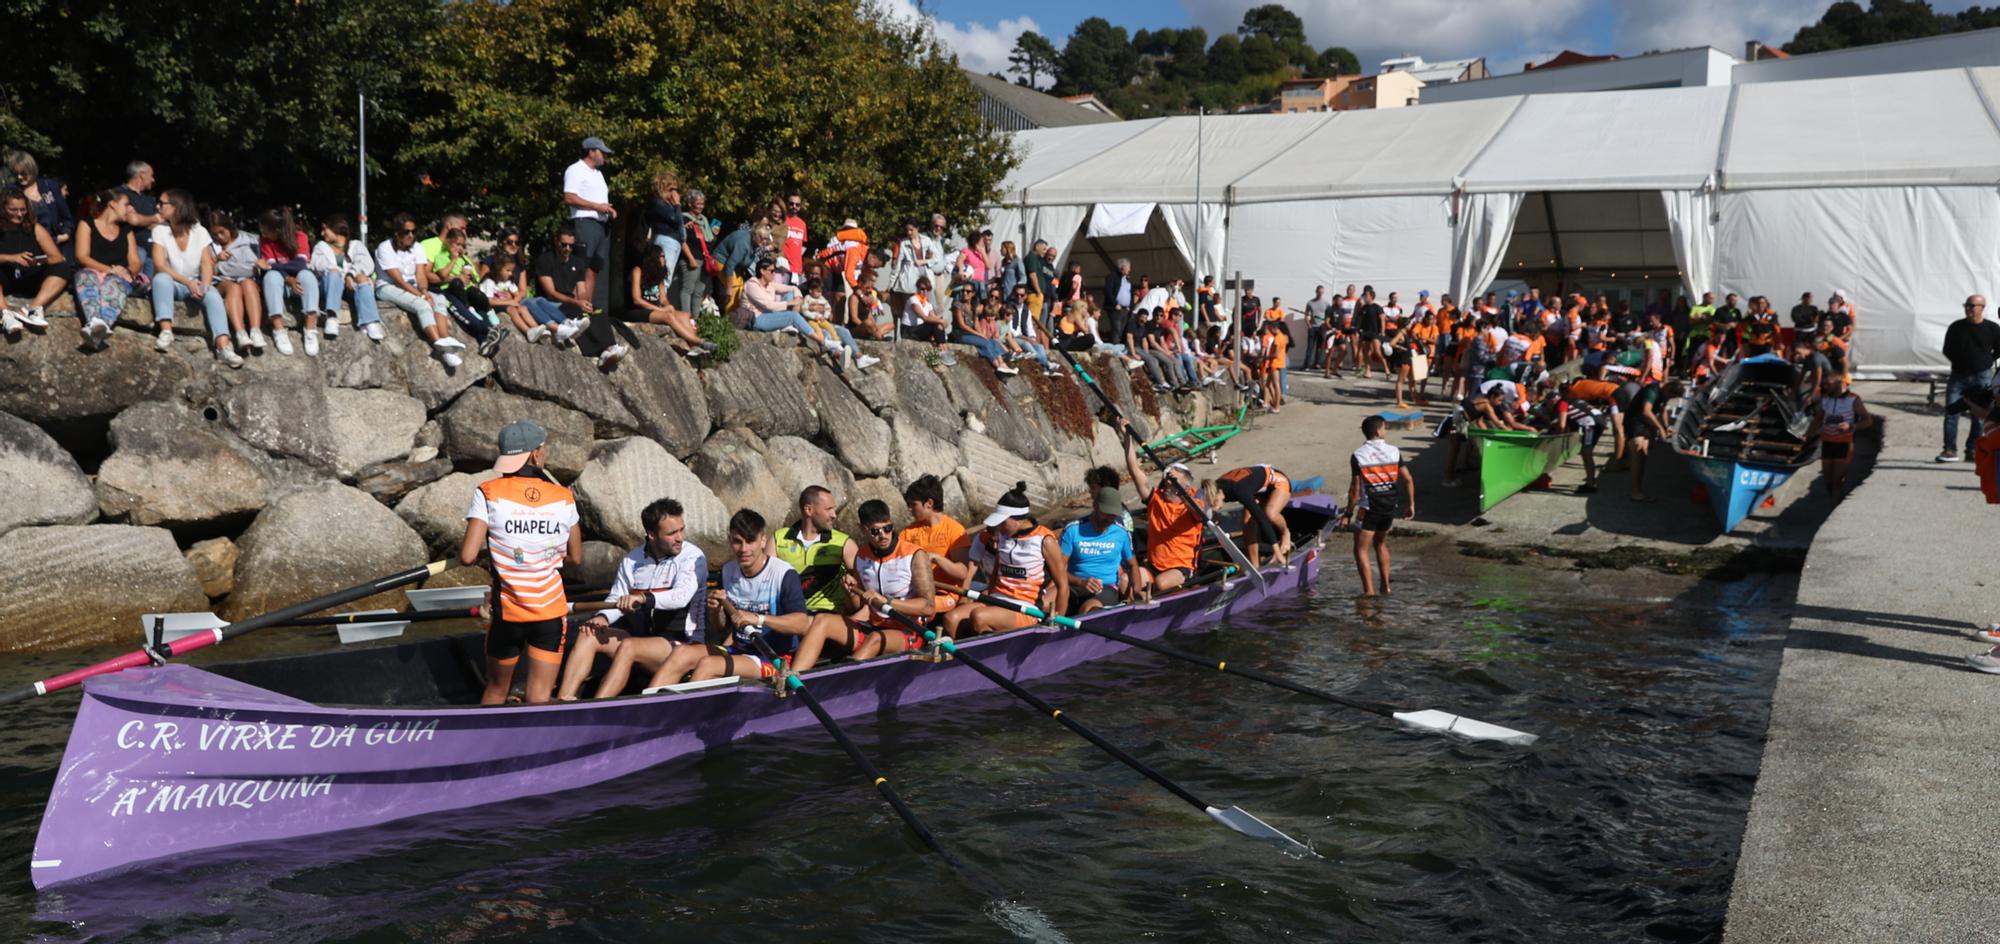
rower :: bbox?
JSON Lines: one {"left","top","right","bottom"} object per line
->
{"left": 459, "top": 420, "right": 582, "bottom": 706}
{"left": 901, "top": 474, "right": 974, "bottom": 610}
{"left": 1342, "top": 415, "right": 1413, "bottom": 596}
{"left": 774, "top": 485, "right": 851, "bottom": 618}
{"left": 1440, "top": 383, "right": 1533, "bottom": 487}
{"left": 1215, "top": 463, "right": 1293, "bottom": 567}
{"left": 1122, "top": 419, "right": 1206, "bottom": 593}
{"left": 649, "top": 509, "right": 810, "bottom": 685}
{"left": 1059, "top": 486, "right": 1144, "bottom": 615}
{"left": 565, "top": 498, "right": 706, "bottom": 700}
{"left": 1624, "top": 379, "right": 1680, "bottom": 503}
{"left": 1564, "top": 368, "right": 1628, "bottom": 492}
{"left": 940, "top": 481, "right": 1068, "bottom": 638}
{"left": 791, "top": 500, "right": 936, "bottom": 672}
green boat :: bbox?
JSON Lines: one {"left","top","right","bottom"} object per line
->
{"left": 1469, "top": 427, "right": 1581, "bottom": 512}
{"left": 1144, "top": 406, "right": 1249, "bottom": 465}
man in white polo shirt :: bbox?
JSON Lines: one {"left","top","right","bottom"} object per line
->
{"left": 561, "top": 136, "right": 617, "bottom": 310}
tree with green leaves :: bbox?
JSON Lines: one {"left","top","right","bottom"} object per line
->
{"left": 1009, "top": 31, "right": 1061, "bottom": 88}
{"left": 1056, "top": 17, "right": 1138, "bottom": 95}
{"left": 1241, "top": 35, "right": 1287, "bottom": 74}
{"left": 1784, "top": 0, "right": 2000, "bottom": 53}
{"left": 1312, "top": 46, "right": 1360, "bottom": 77}
{"left": 1168, "top": 27, "right": 1210, "bottom": 83}
{"left": 1206, "top": 34, "right": 1248, "bottom": 85}
{"left": 1238, "top": 4, "right": 1308, "bottom": 45}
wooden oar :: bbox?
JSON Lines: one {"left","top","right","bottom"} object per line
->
{"left": 962, "top": 590, "right": 1539, "bottom": 746}
{"left": 884, "top": 610, "right": 1313, "bottom": 854}
{"left": 0, "top": 561, "right": 448, "bottom": 706}
{"left": 1054, "top": 346, "right": 1268, "bottom": 593}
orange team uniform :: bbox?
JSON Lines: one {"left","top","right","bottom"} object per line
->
{"left": 902, "top": 513, "right": 971, "bottom": 610}
{"left": 1569, "top": 379, "right": 1620, "bottom": 403}
{"left": 970, "top": 524, "right": 1055, "bottom": 628}
{"left": 467, "top": 471, "right": 578, "bottom": 664}
{"left": 1410, "top": 320, "right": 1439, "bottom": 353}
{"left": 1261, "top": 330, "right": 1289, "bottom": 375}
{"left": 1146, "top": 487, "right": 1206, "bottom": 577}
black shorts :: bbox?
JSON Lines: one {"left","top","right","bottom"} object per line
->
{"left": 1359, "top": 510, "right": 1396, "bottom": 533}
{"left": 1157, "top": 566, "right": 1193, "bottom": 582}
{"left": 487, "top": 617, "right": 565, "bottom": 664}
{"left": 1578, "top": 418, "right": 1604, "bottom": 448}
{"left": 1360, "top": 330, "right": 1381, "bottom": 343}
{"left": 1823, "top": 441, "right": 1852, "bottom": 460}
{"left": 1067, "top": 585, "right": 1121, "bottom": 615}
{"left": 1389, "top": 349, "right": 1411, "bottom": 369}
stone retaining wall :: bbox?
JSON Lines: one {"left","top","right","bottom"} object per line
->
{"left": 1, "top": 297, "right": 1237, "bottom": 651}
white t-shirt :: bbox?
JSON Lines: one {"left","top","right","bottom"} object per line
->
{"left": 149, "top": 224, "right": 214, "bottom": 281}
{"left": 562, "top": 159, "right": 608, "bottom": 221}
{"left": 375, "top": 240, "right": 424, "bottom": 285}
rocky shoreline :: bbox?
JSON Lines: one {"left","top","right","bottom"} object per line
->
{"left": 3, "top": 297, "right": 1234, "bottom": 652}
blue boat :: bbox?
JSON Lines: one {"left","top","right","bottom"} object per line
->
{"left": 1671, "top": 355, "right": 1819, "bottom": 532}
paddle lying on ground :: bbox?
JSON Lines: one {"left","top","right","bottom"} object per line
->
{"left": 884, "top": 611, "right": 1312, "bottom": 854}
{"left": 962, "top": 590, "right": 1538, "bottom": 746}
{"left": 0, "top": 561, "right": 448, "bottom": 706}
{"left": 1054, "top": 346, "right": 1267, "bottom": 593}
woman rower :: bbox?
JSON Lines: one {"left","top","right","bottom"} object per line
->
{"left": 1121, "top": 419, "right": 1207, "bottom": 593}
{"left": 939, "top": 482, "right": 1068, "bottom": 638}
{"left": 1816, "top": 373, "right": 1872, "bottom": 503}
{"left": 1215, "top": 464, "right": 1293, "bottom": 568}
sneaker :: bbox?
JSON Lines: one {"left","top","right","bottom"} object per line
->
{"left": 1974, "top": 624, "right": 2000, "bottom": 646}
{"left": 937, "top": 349, "right": 958, "bottom": 366}
{"left": 996, "top": 362, "right": 1019, "bottom": 376}
{"left": 597, "top": 343, "right": 627, "bottom": 369}
{"left": 698, "top": 340, "right": 718, "bottom": 353}
{"left": 363, "top": 322, "right": 384, "bottom": 342}
{"left": 554, "top": 320, "right": 584, "bottom": 344}
{"left": 273, "top": 329, "right": 294, "bottom": 356}
{"left": 525, "top": 324, "right": 550, "bottom": 343}
{"left": 248, "top": 327, "right": 268, "bottom": 351}
{"left": 322, "top": 316, "right": 340, "bottom": 338}
{"left": 234, "top": 329, "right": 252, "bottom": 351}
{"left": 434, "top": 344, "right": 463, "bottom": 369}
{"left": 217, "top": 344, "right": 245, "bottom": 369}
{"left": 303, "top": 329, "right": 320, "bottom": 357}
{"left": 684, "top": 345, "right": 708, "bottom": 359}
{"left": 1967, "top": 647, "right": 2000, "bottom": 674}
{"left": 1124, "top": 357, "right": 1143, "bottom": 370}
{"left": 2, "top": 310, "right": 19, "bottom": 337}
{"left": 1045, "top": 366, "right": 1064, "bottom": 376}
{"left": 477, "top": 330, "right": 503, "bottom": 358}
{"left": 155, "top": 326, "right": 174, "bottom": 351}
{"left": 83, "top": 317, "right": 109, "bottom": 348}
{"left": 1937, "top": 452, "right": 1961, "bottom": 463}
{"left": 19, "top": 305, "right": 47, "bottom": 328}
{"left": 433, "top": 335, "right": 466, "bottom": 351}
{"left": 856, "top": 354, "right": 881, "bottom": 371}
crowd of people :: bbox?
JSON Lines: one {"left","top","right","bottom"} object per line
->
{"left": 461, "top": 418, "right": 1300, "bottom": 705}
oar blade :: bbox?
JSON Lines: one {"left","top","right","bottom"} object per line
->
{"left": 1204, "top": 805, "right": 1317, "bottom": 856}
{"left": 1392, "top": 709, "right": 1539, "bottom": 746}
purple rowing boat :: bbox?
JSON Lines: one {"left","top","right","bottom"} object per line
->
{"left": 30, "top": 497, "right": 1339, "bottom": 890}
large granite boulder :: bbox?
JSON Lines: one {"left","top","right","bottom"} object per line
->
{"left": 700, "top": 336, "right": 817, "bottom": 439}
{"left": 892, "top": 353, "right": 960, "bottom": 441}
{"left": 224, "top": 483, "right": 429, "bottom": 619}
{"left": 766, "top": 435, "right": 857, "bottom": 513}
{"left": 352, "top": 455, "right": 455, "bottom": 505}
{"left": 958, "top": 429, "right": 1065, "bottom": 520}
{"left": 812, "top": 363, "right": 891, "bottom": 477}
{"left": 97, "top": 402, "right": 267, "bottom": 527}
{"left": 836, "top": 343, "right": 898, "bottom": 413}
{"left": 0, "top": 330, "right": 199, "bottom": 423}
{"left": 440, "top": 386, "right": 592, "bottom": 478}
{"left": 492, "top": 337, "right": 640, "bottom": 435}
{"left": 573, "top": 437, "right": 729, "bottom": 555}
{"left": 0, "top": 412, "right": 97, "bottom": 535}
{"left": 846, "top": 477, "right": 912, "bottom": 530}
{"left": 319, "top": 332, "right": 401, "bottom": 390}
{"left": 889, "top": 414, "right": 963, "bottom": 485}
{"left": 397, "top": 332, "right": 493, "bottom": 412}
{"left": 0, "top": 524, "right": 208, "bottom": 651}
{"left": 325, "top": 388, "right": 426, "bottom": 479}
{"left": 690, "top": 427, "right": 792, "bottom": 526}
{"left": 939, "top": 359, "right": 1051, "bottom": 463}
{"left": 577, "top": 540, "right": 625, "bottom": 589}
{"left": 609, "top": 338, "right": 711, "bottom": 459}
{"left": 225, "top": 380, "right": 337, "bottom": 468}
{"left": 395, "top": 471, "right": 496, "bottom": 556}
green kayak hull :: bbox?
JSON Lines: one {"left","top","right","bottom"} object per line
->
{"left": 1470, "top": 428, "right": 1582, "bottom": 512}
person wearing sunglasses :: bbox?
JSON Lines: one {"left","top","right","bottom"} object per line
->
{"left": 789, "top": 498, "right": 938, "bottom": 673}
{"left": 1940, "top": 294, "right": 1999, "bottom": 462}
{"left": 372, "top": 211, "right": 468, "bottom": 368}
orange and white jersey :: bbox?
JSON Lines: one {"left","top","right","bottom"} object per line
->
{"left": 970, "top": 524, "right": 1054, "bottom": 606}
{"left": 1350, "top": 439, "right": 1404, "bottom": 513}
{"left": 854, "top": 537, "right": 922, "bottom": 629}
{"left": 1499, "top": 332, "right": 1533, "bottom": 365}
{"left": 466, "top": 471, "right": 578, "bottom": 622}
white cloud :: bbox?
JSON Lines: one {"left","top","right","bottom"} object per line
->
{"left": 880, "top": 0, "right": 1045, "bottom": 84}
{"left": 1177, "top": 0, "right": 1596, "bottom": 72}
{"left": 1610, "top": 0, "right": 1827, "bottom": 54}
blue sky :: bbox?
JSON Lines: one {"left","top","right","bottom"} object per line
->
{"left": 908, "top": 0, "right": 1981, "bottom": 85}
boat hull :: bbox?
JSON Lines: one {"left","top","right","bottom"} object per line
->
{"left": 1686, "top": 456, "right": 1794, "bottom": 532}
{"left": 1471, "top": 428, "right": 1580, "bottom": 512}
{"left": 31, "top": 499, "right": 1334, "bottom": 889}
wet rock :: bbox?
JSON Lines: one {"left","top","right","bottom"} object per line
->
{"left": 185, "top": 537, "right": 239, "bottom": 598}
{"left": 352, "top": 455, "right": 455, "bottom": 505}
{"left": 325, "top": 388, "right": 426, "bottom": 479}
{"left": 812, "top": 363, "right": 891, "bottom": 477}
{"left": 690, "top": 427, "right": 792, "bottom": 526}
{"left": 224, "top": 483, "right": 429, "bottom": 620}
{"left": 440, "top": 386, "right": 592, "bottom": 478}
{"left": 573, "top": 437, "right": 729, "bottom": 556}
{"left": 0, "top": 524, "right": 208, "bottom": 651}
{"left": 492, "top": 336, "right": 640, "bottom": 435}
{"left": 224, "top": 380, "right": 336, "bottom": 468}
{"left": 0, "top": 411, "right": 97, "bottom": 535}
{"left": 699, "top": 336, "right": 817, "bottom": 439}
{"left": 610, "top": 337, "right": 711, "bottom": 459}
{"left": 97, "top": 402, "right": 267, "bottom": 528}
{"left": 0, "top": 329, "right": 198, "bottom": 423}
{"left": 396, "top": 471, "right": 496, "bottom": 557}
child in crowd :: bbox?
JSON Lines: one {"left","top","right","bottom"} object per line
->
{"left": 309, "top": 213, "right": 382, "bottom": 342}
{"left": 254, "top": 207, "right": 321, "bottom": 356}
{"left": 481, "top": 254, "right": 537, "bottom": 336}
{"left": 208, "top": 212, "right": 266, "bottom": 352}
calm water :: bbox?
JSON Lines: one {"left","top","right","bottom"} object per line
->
{"left": 1, "top": 544, "right": 1789, "bottom": 943}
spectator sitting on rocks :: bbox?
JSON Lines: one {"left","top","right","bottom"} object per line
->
{"left": 5, "top": 151, "right": 73, "bottom": 251}
{"left": 254, "top": 207, "right": 322, "bottom": 356}
{"left": 146, "top": 188, "right": 235, "bottom": 363}
{"left": 73, "top": 189, "right": 140, "bottom": 349}
{"left": 518, "top": 223, "right": 592, "bottom": 345}
{"left": 207, "top": 212, "right": 265, "bottom": 351}
{"left": 949, "top": 281, "right": 1015, "bottom": 375}
{"left": 115, "top": 161, "right": 162, "bottom": 277}
{"left": 848, "top": 279, "right": 893, "bottom": 341}
{"left": 428, "top": 221, "right": 502, "bottom": 357}
{"left": 735, "top": 256, "right": 819, "bottom": 335}
{"left": 372, "top": 211, "right": 467, "bottom": 368}
{"left": 626, "top": 241, "right": 709, "bottom": 355}
{"left": 310, "top": 213, "right": 382, "bottom": 345}
{"left": 800, "top": 279, "right": 875, "bottom": 372}
{"left": 0, "top": 187, "right": 65, "bottom": 335}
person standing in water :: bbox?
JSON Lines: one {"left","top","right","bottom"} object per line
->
{"left": 1342, "top": 415, "right": 1413, "bottom": 595}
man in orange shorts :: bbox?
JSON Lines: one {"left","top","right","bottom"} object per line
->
{"left": 940, "top": 481, "right": 1069, "bottom": 637}
{"left": 790, "top": 499, "right": 937, "bottom": 671}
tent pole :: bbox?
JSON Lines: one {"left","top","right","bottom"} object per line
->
{"left": 1194, "top": 107, "right": 1204, "bottom": 289}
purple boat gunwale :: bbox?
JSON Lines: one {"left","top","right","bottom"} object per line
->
{"left": 29, "top": 497, "right": 1339, "bottom": 891}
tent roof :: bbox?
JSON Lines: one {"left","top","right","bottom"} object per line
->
{"left": 1022, "top": 112, "right": 1330, "bottom": 205}
{"left": 997, "top": 120, "right": 1161, "bottom": 204}
{"left": 1721, "top": 67, "right": 2000, "bottom": 189}
{"left": 1461, "top": 85, "right": 1730, "bottom": 192}
{"left": 1230, "top": 98, "right": 1524, "bottom": 203}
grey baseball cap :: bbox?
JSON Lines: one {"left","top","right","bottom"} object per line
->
{"left": 494, "top": 420, "right": 547, "bottom": 473}
{"left": 581, "top": 136, "right": 614, "bottom": 155}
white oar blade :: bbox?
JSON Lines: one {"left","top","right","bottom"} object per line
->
{"left": 1205, "top": 806, "right": 1318, "bottom": 856}
{"left": 1392, "top": 709, "right": 1539, "bottom": 746}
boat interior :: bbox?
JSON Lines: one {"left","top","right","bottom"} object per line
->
{"left": 1674, "top": 359, "right": 1819, "bottom": 466}
{"left": 207, "top": 503, "right": 1339, "bottom": 709}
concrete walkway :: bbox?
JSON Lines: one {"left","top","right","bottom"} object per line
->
{"left": 1724, "top": 382, "right": 2000, "bottom": 943}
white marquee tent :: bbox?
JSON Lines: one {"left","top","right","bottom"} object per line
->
{"left": 985, "top": 65, "right": 2000, "bottom": 371}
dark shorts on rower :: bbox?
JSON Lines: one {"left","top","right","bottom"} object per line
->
{"left": 1157, "top": 566, "right": 1193, "bottom": 583}
{"left": 1359, "top": 510, "right": 1396, "bottom": 533}
{"left": 1067, "top": 585, "right": 1121, "bottom": 615}
{"left": 487, "top": 617, "right": 565, "bottom": 665}
{"left": 1823, "top": 441, "right": 1852, "bottom": 460}
{"left": 1578, "top": 419, "right": 1604, "bottom": 448}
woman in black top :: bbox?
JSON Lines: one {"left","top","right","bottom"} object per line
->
{"left": 644, "top": 170, "right": 686, "bottom": 296}
{"left": 74, "top": 190, "right": 139, "bottom": 347}
{"left": 0, "top": 188, "right": 67, "bottom": 332}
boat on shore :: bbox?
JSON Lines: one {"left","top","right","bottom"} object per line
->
{"left": 29, "top": 498, "right": 1340, "bottom": 890}
{"left": 1469, "top": 427, "right": 1581, "bottom": 512}
{"left": 1671, "top": 355, "right": 1819, "bottom": 531}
